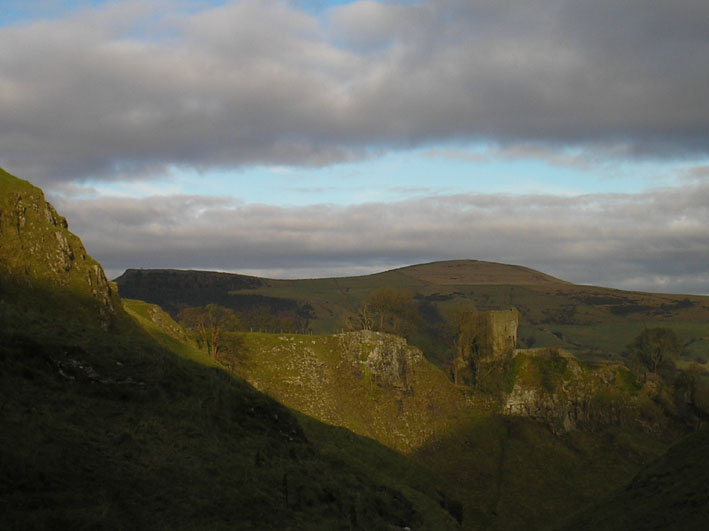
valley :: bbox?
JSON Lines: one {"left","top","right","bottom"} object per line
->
{"left": 2, "top": 167, "right": 709, "bottom": 530}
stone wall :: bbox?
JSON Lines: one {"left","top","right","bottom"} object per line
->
{"left": 454, "top": 308, "right": 519, "bottom": 385}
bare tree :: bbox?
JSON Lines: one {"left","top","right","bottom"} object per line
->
{"left": 178, "top": 304, "right": 240, "bottom": 358}
{"left": 626, "top": 327, "right": 681, "bottom": 375}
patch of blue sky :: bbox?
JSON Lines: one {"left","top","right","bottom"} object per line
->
{"left": 295, "top": 0, "right": 419, "bottom": 15}
{"left": 294, "top": 0, "right": 356, "bottom": 13}
{"left": 0, "top": 0, "right": 227, "bottom": 28}
{"left": 115, "top": 145, "right": 691, "bottom": 206}
{"left": 0, "top": 0, "right": 107, "bottom": 26}
{"left": 0, "top": 0, "right": 360, "bottom": 28}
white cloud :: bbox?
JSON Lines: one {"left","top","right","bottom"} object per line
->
{"left": 1, "top": 0, "right": 708, "bottom": 184}
{"left": 49, "top": 179, "right": 709, "bottom": 295}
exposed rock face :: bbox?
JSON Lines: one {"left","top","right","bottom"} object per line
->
{"left": 454, "top": 308, "right": 518, "bottom": 385}
{"left": 0, "top": 168, "right": 118, "bottom": 329}
{"left": 339, "top": 330, "right": 423, "bottom": 391}
{"left": 238, "top": 330, "right": 469, "bottom": 453}
{"left": 504, "top": 348, "right": 669, "bottom": 434}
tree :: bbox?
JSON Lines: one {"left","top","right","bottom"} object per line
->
{"left": 178, "top": 304, "right": 240, "bottom": 358}
{"left": 625, "top": 327, "right": 681, "bottom": 375}
{"left": 352, "top": 301, "right": 376, "bottom": 331}
{"left": 364, "top": 286, "right": 422, "bottom": 336}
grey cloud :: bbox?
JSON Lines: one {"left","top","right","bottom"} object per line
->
{"left": 2, "top": 0, "right": 708, "bottom": 184}
{"left": 49, "top": 180, "right": 709, "bottom": 295}
{"left": 683, "top": 165, "right": 709, "bottom": 182}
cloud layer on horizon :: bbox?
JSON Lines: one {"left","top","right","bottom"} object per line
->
{"left": 1, "top": 0, "right": 708, "bottom": 184}
{"left": 3, "top": 0, "right": 708, "bottom": 295}
{"left": 51, "top": 178, "right": 709, "bottom": 295}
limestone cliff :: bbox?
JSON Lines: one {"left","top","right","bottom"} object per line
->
{"left": 0, "top": 168, "right": 119, "bottom": 329}
{"left": 504, "top": 347, "right": 672, "bottom": 434}
{"left": 238, "top": 330, "right": 474, "bottom": 453}
{"left": 338, "top": 329, "right": 423, "bottom": 391}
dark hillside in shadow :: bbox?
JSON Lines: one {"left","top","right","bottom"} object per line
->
{"left": 0, "top": 167, "right": 459, "bottom": 530}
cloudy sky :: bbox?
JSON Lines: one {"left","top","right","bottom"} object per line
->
{"left": 1, "top": 0, "right": 708, "bottom": 294}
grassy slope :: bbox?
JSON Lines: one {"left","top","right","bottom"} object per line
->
{"left": 223, "top": 331, "right": 676, "bottom": 530}
{"left": 237, "top": 331, "right": 470, "bottom": 453}
{"left": 124, "top": 299, "right": 464, "bottom": 525}
{"left": 555, "top": 426, "right": 709, "bottom": 531}
{"left": 123, "top": 298, "right": 213, "bottom": 366}
{"left": 0, "top": 167, "right": 459, "bottom": 530}
{"left": 114, "top": 262, "right": 709, "bottom": 366}
{"left": 415, "top": 415, "right": 668, "bottom": 531}
{"left": 0, "top": 300, "right": 460, "bottom": 530}
{"left": 115, "top": 278, "right": 702, "bottom": 529}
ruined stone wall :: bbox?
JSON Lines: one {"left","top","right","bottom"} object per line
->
{"left": 487, "top": 308, "right": 519, "bottom": 357}
{"left": 454, "top": 308, "right": 519, "bottom": 386}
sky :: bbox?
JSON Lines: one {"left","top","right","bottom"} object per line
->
{"left": 1, "top": 0, "right": 708, "bottom": 294}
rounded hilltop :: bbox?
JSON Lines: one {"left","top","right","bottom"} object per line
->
{"left": 392, "top": 259, "right": 568, "bottom": 286}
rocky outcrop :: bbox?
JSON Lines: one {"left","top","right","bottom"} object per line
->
{"left": 338, "top": 330, "right": 423, "bottom": 391}
{"left": 503, "top": 348, "right": 669, "bottom": 434}
{"left": 0, "top": 168, "right": 119, "bottom": 329}
{"left": 237, "top": 330, "right": 468, "bottom": 453}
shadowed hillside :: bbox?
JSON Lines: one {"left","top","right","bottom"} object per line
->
{"left": 5, "top": 167, "right": 708, "bottom": 530}
{"left": 0, "top": 168, "right": 461, "bottom": 530}
{"left": 217, "top": 328, "right": 692, "bottom": 530}
{"left": 556, "top": 425, "right": 709, "bottom": 531}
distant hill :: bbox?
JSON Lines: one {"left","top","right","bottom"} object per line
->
{"left": 115, "top": 261, "right": 709, "bottom": 529}
{"left": 5, "top": 167, "right": 708, "bottom": 530}
{"left": 395, "top": 259, "right": 568, "bottom": 285}
{"left": 115, "top": 261, "right": 709, "bottom": 367}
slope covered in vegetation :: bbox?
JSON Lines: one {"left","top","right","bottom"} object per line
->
{"left": 556, "top": 425, "right": 709, "bottom": 531}
{"left": 5, "top": 167, "right": 706, "bottom": 530}
{"left": 115, "top": 262, "right": 709, "bottom": 369}
{"left": 0, "top": 168, "right": 460, "bottom": 530}
{"left": 219, "top": 329, "right": 683, "bottom": 530}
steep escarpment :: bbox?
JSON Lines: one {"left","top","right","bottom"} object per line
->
{"left": 220, "top": 326, "right": 678, "bottom": 530}
{"left": 0, "top": 168, "right": 119, "bottom": 328}
{"left": 503, "top": 348, "right": 678, "bottom": 435}
{"left": 239, "top": 330, "right": 473, "bottom": 453}
{"left": 1, "top": 169, "right": 462, "bottom": 530}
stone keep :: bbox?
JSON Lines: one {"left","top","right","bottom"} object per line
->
{"left": 454, "top": 308, "right": 519, "bottom": 386}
